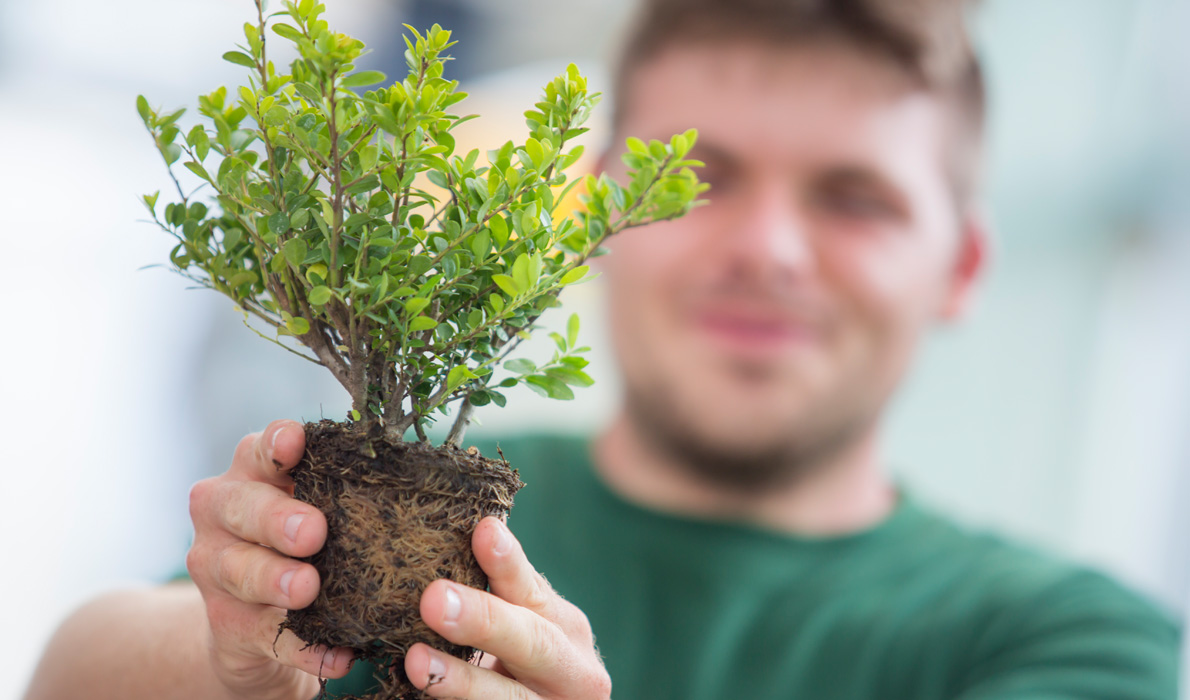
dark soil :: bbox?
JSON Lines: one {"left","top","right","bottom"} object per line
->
{"left": 281, "top": 419, "right": 523, "bottom": 700}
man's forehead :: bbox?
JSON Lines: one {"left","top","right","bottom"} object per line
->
{"left": 615, "top": 41, "right": 945, "bottom": 165}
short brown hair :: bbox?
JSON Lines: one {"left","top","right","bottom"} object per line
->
{"left": 612, "top": 0, "right": 986, "bottom": 206}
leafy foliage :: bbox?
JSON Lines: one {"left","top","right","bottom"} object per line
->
{"left": 138, "top": 0, "right": 705, "bottom": 442}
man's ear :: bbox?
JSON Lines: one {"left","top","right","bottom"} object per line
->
{"left": 938, "top": 210, "right": 989, "bottom": 321}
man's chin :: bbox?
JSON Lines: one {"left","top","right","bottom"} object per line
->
{"left": 626, "top": 391, "right": 818, "bottom": 493}
{"left": 648, "top": 424, "right": 813, "bottom": 494}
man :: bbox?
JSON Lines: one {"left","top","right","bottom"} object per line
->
{"left": 25, "top": 0, "right": 1179, "bottom": 698}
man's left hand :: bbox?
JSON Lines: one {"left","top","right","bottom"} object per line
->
{"left": 404, "top": 516, "right": 612, "bottom": 700}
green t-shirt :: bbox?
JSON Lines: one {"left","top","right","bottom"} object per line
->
{"left": 327, "top": 435, "right": 1179, "bottom": 699}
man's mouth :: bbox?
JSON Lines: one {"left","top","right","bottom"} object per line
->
{"left": 692, "top": 309, "right": 816, "bottom": 356}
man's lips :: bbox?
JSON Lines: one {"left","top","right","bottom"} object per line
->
{"left": 692, "top": 310, "right": 816, "bottom": 353}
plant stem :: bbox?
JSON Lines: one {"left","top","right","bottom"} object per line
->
{"left": 445, "top": 401, "right": 473, "bottom": 447}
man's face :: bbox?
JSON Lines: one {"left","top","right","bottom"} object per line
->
{"left": 601, "top": 42, "right": 983, "bottom": 488}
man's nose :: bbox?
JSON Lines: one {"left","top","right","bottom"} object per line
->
{"left": 723, "top": 182, "right": 813, "bottom": 282}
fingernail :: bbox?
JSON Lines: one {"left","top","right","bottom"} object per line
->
{"left": 427, "top": 651, "right": 446, "bottom": 683}
{"left": 443, "top": 585, "right": 462, "bottom": 624}
{"left": 271, "top": 425, "right": 287, "bottom": 452}
{"left": 285, "top": 513, "right": 305, "bottom": 543}
{"left": 493, "top": 520, "right": 513, "bottom": 556}
{"left": 322, "top": 647, "right": 336, "bottom": 670}
{"left": 279, "top": 569, "right": 295, "bottom": 597}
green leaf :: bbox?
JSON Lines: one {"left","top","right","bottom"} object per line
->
{"left": 567, "top": 313, "right": 580, "bottom": 347}
{"left": 222, "top": 51, "right": 256, "bottom": 68}
{"left": 187, "top": 125, "right": 210, "bottom": 160}
{"left": 286, "top": 316, "right": 311, "bottom": 335}
{"left": 470, "top": 230, "right": 491, "bottom": 258}
{"left": 560, "top": 265, "right": 589, "bottom": 285}
{"left": 283, "top": 238, "right": 307, "bottom": 266}
{"left": 404, "top": 297, "right": 431, "bottom": 315}
{"left": 512, "top": 254, "right": 530, "bottom": 293}
{"left": 223, "top": 270, "right": 253, "bottom": 289}
{"left": 136, "top": 95, "right": 151, "bottom": 124}
{"left": 409, "top": 316, "right": 438, "bottom": 332}
{"left": 408, "top": 255, "right": 433, "bottom": 276}
{"left": 272, "top": 23, "right": 303, "bottom": 41}
{"left": 491, "top": 274, "right": 519, "bottom": 297}
{"left": 158, "top": 108, "right": 186, "bottom": 127}
{"left": 264, "top": 105, "right": 288, "bottom": 127}
{"left": 183, "top": 161, "right": 212, "bottom": 183}
{"left": 525, "top": 375, "right": 574, "bottom": 400}
{"left": 489, "top": 215, "right": 509, "bottom": 249}
{"left": 505, "top": 358, "right": 536, "bottom": 374}
{"left": 308, "top": 286, "right": 332, "bottom": 305}
{"left": 525, "top": 137, "right": 544, "bottom": 168}
{"left": 359, "top": 145, "right": 378, "bottom": 173}
{"left": 447, "top": 365, "right": 471, "bottom": 391}
{"left": 351, "top": 409, "right": 362, "bottom": 421}
{"left": 306, "top": 263, "right": 328, "bottom": 285}
{"left": 467, "top": 391, "right": 491, "bottom": 407}
{"left": 342, "top": 70, "right": 387, "bottom": 88}
{"left": 561, "top": 356, "right": 589, "bottom": 369}
{"left": 547, "top": 366, "right": 595, "bottom": 387}
{"left": 559, "top": 144, "right": 585, "bottom": 170}
{"left": 269, "top": 212, "right": 291, "bottom": 234}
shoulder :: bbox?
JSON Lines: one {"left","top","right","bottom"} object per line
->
{"left": 904, "top": 506, "right": 1180, "bottom": 699}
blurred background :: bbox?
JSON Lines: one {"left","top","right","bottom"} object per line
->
{"left": 1, "top": 0, "right": 1188, "bottom": 695}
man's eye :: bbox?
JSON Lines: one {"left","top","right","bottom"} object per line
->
{"left": 697, "top": 168, "right": 733, "bottom": 193}
{"left": 817, "top": 189, "right": 894, "bottom": 218}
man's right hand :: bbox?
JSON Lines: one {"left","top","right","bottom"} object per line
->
{"left": 186, "top": 419, "right": 354, "bottom": 700}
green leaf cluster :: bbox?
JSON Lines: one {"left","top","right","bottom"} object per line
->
{"left": 138, "top": 0, "right": 706, "bottom": 442}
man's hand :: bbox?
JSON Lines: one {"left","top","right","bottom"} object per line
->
{"left": 186, "top": 419, "right": 355, "bottom": 700}
{"left": 404, "top": 516, "right": 613, "bottom": 700}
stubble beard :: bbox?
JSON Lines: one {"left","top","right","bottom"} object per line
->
{"left": 623, "top": 374, "right": 875, "bottom": 495}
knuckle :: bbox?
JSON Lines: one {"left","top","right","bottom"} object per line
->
{"left": 184, "top": 544, "right": 205, "bottom": 581}
{"left": 527, "top": 615, "right": 562, "bottom": 667}
{"left": 589, "top": 666, "right": 613, "bottom": 699}
{"left": 221, "top": 488, "right": 249, "bottom": 535}
{"left": 216, "top": 547, "right": 253, "bottom": 599}
{"left": 234, "top": 432, "right": 259, "bottom": 466}
{"left": 472, "top": 593, "right": 498, "bottom": 644}
{"left": 522, "top": 576, "right": 553, "bottom": 611}
{"left": 564, "top": 602, "right": 595, "bottom": 641}
{"left": 188, "top": 478, "right": 216, "bottom": 522}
